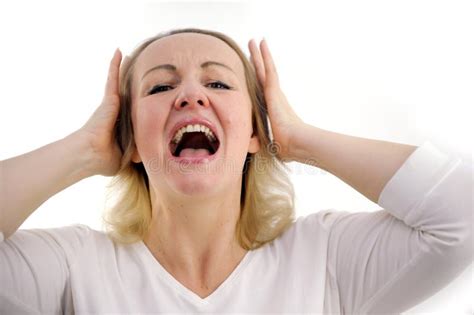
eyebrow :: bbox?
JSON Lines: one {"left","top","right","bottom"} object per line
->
{"left": 141, "top": 61, "right": 236, "bottom": 81}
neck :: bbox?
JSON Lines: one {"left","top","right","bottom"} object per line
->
{"left": 143, "top": 185, "right": 247, "bottom": 280}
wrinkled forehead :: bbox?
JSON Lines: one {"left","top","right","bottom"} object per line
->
{"left": 133, "top": 33, "right": 246, "bottom": 82}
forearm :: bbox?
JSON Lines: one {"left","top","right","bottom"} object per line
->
{"left": 0, "top": 131, "right": 95, "bottom": 239}
{"left": 289, "top": 123, "right": 418, "bottom": 204}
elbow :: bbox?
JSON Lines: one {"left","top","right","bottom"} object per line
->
{"left": 422, "top": 221, "right": 473, "bottom": 262}
{"left": 0, "top": 225, "right": 15, "bottom": 242}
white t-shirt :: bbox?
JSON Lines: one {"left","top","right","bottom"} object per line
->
{"left": 1, "top": 141, "right": 472, "bottom": 314}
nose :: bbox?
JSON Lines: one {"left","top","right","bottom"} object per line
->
{"left": 173, "top": 83, "right": 210, "bottom": 110}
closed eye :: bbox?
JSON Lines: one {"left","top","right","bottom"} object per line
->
{"left": 148, "top": 85, "right": 173, "bottom": 95}
{"left": 207, "top": 81, "right": 231, "bottom": 90}
{"left": 147, "top": 81, "right": 231, "bottom": 95}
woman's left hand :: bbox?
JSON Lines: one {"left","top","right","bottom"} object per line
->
{"left": 248, "top": 39, "right": 304, "bottom": 161}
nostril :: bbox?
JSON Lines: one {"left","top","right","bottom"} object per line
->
{"left": 179, "top": 99, "right": 204, "bottom": 108}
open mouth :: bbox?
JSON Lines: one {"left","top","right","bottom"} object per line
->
{"left": 169, "top": 124, "right": 220, "bottom": 158}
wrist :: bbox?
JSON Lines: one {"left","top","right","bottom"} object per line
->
{"left": 287, "top": 123, "right": 324, "bottom": 167}
{"left": 65, "top": 130, "right": 99, "bottom": 178}
{"left": 285, "top": 122, "right": 308, "bottom": 161}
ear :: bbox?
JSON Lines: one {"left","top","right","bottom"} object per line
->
{"left": 248, "top": 133, "right": 260, "bottom": 154}
{"left": 131, "top": 145, "right": 142, "bottom": 163}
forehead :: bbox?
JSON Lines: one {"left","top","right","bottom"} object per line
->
{"left": 134, "top": 33, "right": 245, "bottom": 79}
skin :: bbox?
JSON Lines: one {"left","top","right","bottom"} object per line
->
{"left": 1, "top": 32, "right": 418, "bottom": 301}
{"left": 129, "top": 33, "right": 260, "bottom": 297}
{"left": 248, "top": 39, "right": 417, "bottom": 204}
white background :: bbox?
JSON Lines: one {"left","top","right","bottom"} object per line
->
{"left": 0, "top": 0, "right": 472, "bottom": 313}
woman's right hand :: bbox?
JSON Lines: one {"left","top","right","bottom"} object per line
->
{"left": 78, "top": 49, "right": 123, "bottom": 176}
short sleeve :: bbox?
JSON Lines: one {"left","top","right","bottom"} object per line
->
{"left": 327, "top": 141, "right": 473, "bottom": 314}
{"left": 0, "top": 224, "right": 91, "bottom": 313}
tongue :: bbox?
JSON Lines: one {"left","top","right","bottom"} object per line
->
{"left": 179, "top": 148, "right": 211, "bottom": 158}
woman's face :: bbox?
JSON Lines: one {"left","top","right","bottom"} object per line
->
{"left": 130, "top": 33, "right": 260, "bottom": 198}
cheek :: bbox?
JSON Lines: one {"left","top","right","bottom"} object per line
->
{"left": 219, "top": 98, "right": 253, "bottom": 143}
{"left": 133, "top": 100, "right": 169, "bottom": 153}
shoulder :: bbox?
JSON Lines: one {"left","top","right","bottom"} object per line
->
{"left": 3, "top": 224, "right": 113, "bottom": 260}
{"left": 297, "top": 208, "right": 352, "bottom": 230}
{"left": 271, "top": 209, "right": 352, "bottom": 249}
{"left": 4, "top": 224, "right": 92, "bottom": 245}
{"left": 17, "top": 224, "right": 101, "bottom": 243}
{"left": 252, "top": 209, "right": 354, "bottom": 269}
{"left": 44, "top": 224, "right": 116, "bottom": 251}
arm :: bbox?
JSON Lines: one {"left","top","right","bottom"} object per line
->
{"left": 249, "top": 39, "right": 473, "bottom": 314}
{"left": 0, "top": 225, "right": 92, "bottom": 313}
{"left": 326, "top": 142, "right": 473, "bottom": 314}
{"left": 0, "top": 48, "right": 123, "bottom": 240}
{"left": 248, "top": 39, "right": 417, "bottom": 204}
{"left": 289, "top": 124, "right": 418, "bottom": 204}
{"left": 0, "top": 132, "right": 94, "bottom": 239}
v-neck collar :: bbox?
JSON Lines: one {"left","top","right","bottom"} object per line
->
{"left": 134, "top": 240, "right": 256, "bottom": 306}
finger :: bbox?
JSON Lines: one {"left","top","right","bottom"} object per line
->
{"left": 104, "top": 48, "right": 122, "bottom": 97}
{"left": 119, "top": 55, "right": 131, "bottom": 86}
{"left": 248, "top": 39, "right": 266, "bottom": 85}
{"left": 260, "top": 39, "right": 280, "bottom": 87}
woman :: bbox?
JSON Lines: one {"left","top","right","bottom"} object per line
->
{"left": 0, "top": 28, "right": 472, "bottom": 314}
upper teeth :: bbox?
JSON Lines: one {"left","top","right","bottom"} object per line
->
{"left": 172, "top": 124, "right": 216, "bottom": 144}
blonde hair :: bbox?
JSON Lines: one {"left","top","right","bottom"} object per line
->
{"left": 103, "top": 28, "right": 295, "bottom": 250}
